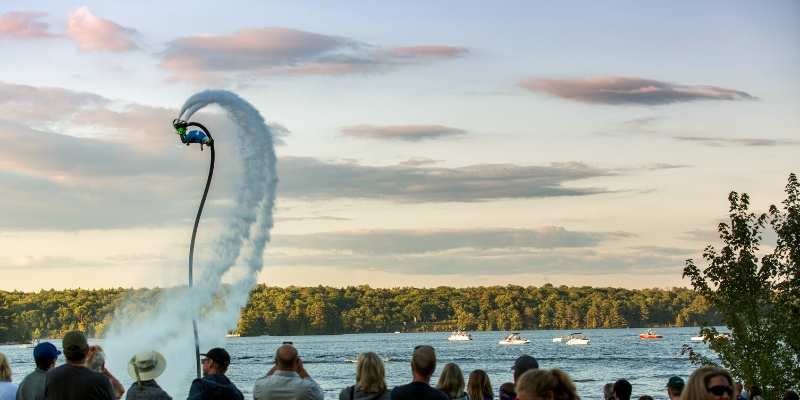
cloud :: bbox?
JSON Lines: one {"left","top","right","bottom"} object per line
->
{"left": 279, "top": 157, "right": 613, "bottom": 202}
{"left": 398, "top": 158, "right": 442, "bottom": 167}
{"left": 66, "top": 6, "right": 138, "bottom": 52}
{"left": 671, "top": 136, "right": 799, "bottom": 147}
{"left": 0, "top": 11, "right": 54, "bottom": 39}
{"left": 159, "top": 27, "right": 467, "bottom": 81}
{"left": 272, "top": 227, "right": 631, "bottom": 255}
{"left": 340, "top": 124, "right": 466, "bottom": 141}
{"left": 520, "top": 76, "right": 757, "bottom": 105}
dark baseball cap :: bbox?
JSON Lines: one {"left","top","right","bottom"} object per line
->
{"left": 62, "top": 331, "right": 88, "bottom": 353}
{"left": 201, "top": 347, "right": 230, "bottom": 368}
{"left": 512, "top": 355, "right": 539, "bottom": 375}
{"left": 666, "top": 376, "right": 685, "bottom": 391}
{"left": 33, "top": 342, "right": 61, "bottom": 361}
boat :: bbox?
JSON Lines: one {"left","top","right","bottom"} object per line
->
{"left": 448, "top": 330, "right": 473, "bottom": 341}
{"left": 565, "top": 333, "right": 590, "bottom": 345}
{"left": 225, "top": 333, "right": 240, "bottom": 338}
{"left": 498, "top": 332, "right": 530, "bottom": 345}
{"left": 691, "top": 332, "right": 730, "bottom": 342}
{"left": 639, "top": 329, "right": 663, "bottom": 339}
{"left": 552, "top": 335, "right": 567, "bottom": 343}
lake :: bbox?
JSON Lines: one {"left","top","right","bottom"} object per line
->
{"left": 1, "top": 327, "right": 718, "bottom": 400}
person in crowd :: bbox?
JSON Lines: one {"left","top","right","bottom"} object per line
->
{"left": 390, "top": 345, "right": 447, "bottom": 400}
{"left": 612, "top": 379, "right": 632, "bottom": 400}
{"left": 253, "top": 344, "right": 323, "bottom": 400}
{"left": 16, "top": 342, "right": 61, "bottom": 400}
{"left": 735, "top": 382, "right": 745, "bottom": 400}
{"left": 436, "top": 363, "right": 467, "bottom": 400}
{"left": 0, "top": 353, "right": 17, "bottom": 400}
{"left": 748, "top": 386, "right": 764, "bottom": 400}
{"left": 125, "top": 351, "right": 171, "bottom": 400}
{"left": 466, "top": 370, "right": 492, "bottom": 400}
{"left": 338, "top": 352, "right": 389, "bottom": 400}
{"left": 515, "top": 368, "right": 579, "bottom": 400}
{"left": 638, "top": 396, "right": 653, "bottom": 400}
{"left": 784, "top": 390, "right": 799, "bottom": 400}
{"left": 44, "top": 331, "right": 115, "bottom": 400}
{"left": 682, "top": 366, "right": 734, "bottom": 400}
{"left": 188, "top": 347, "right": 243, "bottom": 400}
{"left": 603, "top": 383, "right": 614, "bottom": 400}
{"left": 665, "top": 376, "right": 684, "bottom": 400}
{"left": 86, "top": 345, "right": 126, "bottom": 399}
{"left": 512, "top": 355, "right": 539, "bottom": 384}
{"left": 498, "top": 382, "right": 515, "bottom": 400}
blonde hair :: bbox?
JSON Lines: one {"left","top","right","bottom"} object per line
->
{"left": 86, "top": 345, "right": 106, "bottom": 372}
{"left": 681, "top": 366, "right": 733, "bottom": 400}
{"left": 516, "top": 369, "right": 580, "bottom": 400}
{"left": 356, "top": 352, "right": 387, "bottom": 393}
{"left": 437, "top": 363, "right": 466, "bottom": 399}
{"left": 0, "top": 352, "right": 11, "bottom": 382}
{"left": 467, "top": 369, "right": 493, "bottom": 400}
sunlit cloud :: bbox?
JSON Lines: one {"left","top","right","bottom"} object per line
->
{"left": 340, "top": 124, "right": 466, "bottom": 141}
{"left": 66, "top": 6, "right": 138, "bottom": 52}
{"left": 671, "top": 136, "right": 799, "bottom": 147}
{"left": 0, "top": 11, "right": 54, "bottom": 39}
{"left": 520, "top": 76, "right": 757, "bottom": 105}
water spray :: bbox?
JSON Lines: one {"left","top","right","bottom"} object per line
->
{"left": 171, "top": 118, "right": 214, "bottom": 379}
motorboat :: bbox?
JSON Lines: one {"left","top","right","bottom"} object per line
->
{"left": 448, "top": 331, "right": 473, "bottom": 341}
{"left": 565, "top": 333, "right": 590, "bottom": 345}
{"left": 691, "top": 332, "right": 730, "bottom": 342}
{"left": 552, "top": 335, "right": 568, "bottom": 343}
{"left": 499, "top": 332, "right": 530, "bottom": 345}
{"left": 639, "top": 329, "right": 663, "bottom": 339}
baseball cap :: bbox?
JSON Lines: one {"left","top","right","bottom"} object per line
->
{"left": 666, "top": 376, "right": 685, "bottom": 391}
{"left": 33, "top": 342, "right": 61, "bottom": 361}
{"left": 201, "top": 347, "right": 230, "bottom": 368}
{"left": 512, "top": 355, "right": 539, "bottom": 376}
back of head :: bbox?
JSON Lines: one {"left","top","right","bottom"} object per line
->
{"left": 603, "top": 383, "right": 614, "bottom": 400}
{"left": 412, "top": 345, "right": 436, "bottom": 378}
{"left": 356, "top": 352, "right": 386, "bottom": 393}
{"left": 499, "top": 382, "right": 517, "bottom": 400}
{"left": 613, "top": 379, "right": 632, "bottom": 400}
{"left": 86, "top": 345, "right": 106, "bottom": 372}
{"left": 666, "top": 376, "right": 684, "bottom": 398}
{"left": 0, "top": 352, "right": 11, "bottom": 382}
{"left": 62, "top": 330, "right": 89, "bottom": 363}
{"left": 436, "top": 363, "right": 465, "bottom": 398}
{"left": 682, "top": 366, "right": 733, "bottom": 400}
{"left": 33, "top": 342, "right": 61, "bottom": 371}
{"left": 516, "top": 368, "right": 579, "bottom": 400}
{"left": 275, "top": 344, "right": 298, "bottom": 370}
{"left": 638, "top": 396, "right": 654, "bottom": 400}
{"left": 513, "top": 355, "right": 539, "bottom": 382}
{"left": 784, "top": 390, "right": 800, "bottom": 400}
{"left": 467, "top": 369, "right": 492, "bottom": 400}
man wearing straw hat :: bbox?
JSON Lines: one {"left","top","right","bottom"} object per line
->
{"left": 125, "top": 351, "right": 171, "bottom": 400}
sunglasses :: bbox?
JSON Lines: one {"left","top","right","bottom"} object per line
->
{"left": 707, "top": 385, "right": 733, "bottom": 396}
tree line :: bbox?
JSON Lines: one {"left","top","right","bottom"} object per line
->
{"left": 0, "top": 284, "right": 719, "bottom": 343}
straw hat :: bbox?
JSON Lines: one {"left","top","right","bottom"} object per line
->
{"left": 127, "top": 351, "right": 167, "bottom": 382}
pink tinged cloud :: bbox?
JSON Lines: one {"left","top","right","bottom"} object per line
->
{"left": 0, "top": 11, "right": 53, "bottom": 38}
{"left": 519, "top": 76, "right": 757, "bottom": 105}
{"left": 66, "top": 6, "right": 138, "bottom": 52}
{"left": 340, "top": 124, "right": 467, "bottom": 141}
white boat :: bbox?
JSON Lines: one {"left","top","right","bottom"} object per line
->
{"left": 448, "top": 331, "right": 473, "bottom": 341}
{"left": 552, "top": 336, "right": 566, "bottom": 343}
{"left": 690, "top": 335, "right": 704, "bottom": 342}
{"left": 499, "top": 332, "right": 529, "bottom": 345}
{"left": 691, "top": 332, "right": 730, "bottom": 342}
{"left": 225, "top": 333, "right": 240, "bottom": 338}
{"left": 565, "top": 333, "right": 590, "bottom": 345}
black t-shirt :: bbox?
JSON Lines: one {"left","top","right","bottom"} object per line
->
{"left": 390, "top": 382, "right": 449, "bottom": 400}
{"left": 45, "top": 364, "right": 115, "bottom": 400}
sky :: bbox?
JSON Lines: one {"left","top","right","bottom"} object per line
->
{"left": 1, "top": 0, "right": 798, "bottom": 291}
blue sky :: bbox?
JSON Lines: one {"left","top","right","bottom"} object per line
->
{"left": 1, "top": 1, "right": 798, "bottom": 290}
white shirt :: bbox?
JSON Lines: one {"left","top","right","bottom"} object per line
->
{"left": 252, "top": 371, "right": 323, "bottom": 400}
{"left": 0, "top": 381, "right": 18, "bottom": 400}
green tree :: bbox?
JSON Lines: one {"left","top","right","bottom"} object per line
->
{"left": 683, "top": 173, "right": 799, "bottom": 397}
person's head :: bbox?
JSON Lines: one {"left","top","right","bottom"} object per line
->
{"left": 750, "top": 386, "right": 762, "bottom": 397}
{"left": 512, "top": 355, "right": 539, "bottom": 382}
{"left": 467, "top": 369, "right": 493, "bottom": 400}
{"left": 603, "top": 383, "right": 615, "bottom": 400}
{"left": 784, "top": 390, "right": 799, "bottom": 400}
{"left": 127, "top": 351, "right": 167, "bottom": 383}
{"left": 200, "top": 347, "right": 230, "bottom": 376}
{"left": 355, "top": 352, "right": 387, "bottom": 393}
{"left": 666, "top": 376, "right": 685, "bottom": 399}
{"left": 33, "top": 342, "right": 61, "bottom": 371}
{"left": 613, "top": 379, "right": 632, "bottom": 400}
{"left": 62, "top": 330, "right": 89, "bottom": 363}
{"left": 639, "top": 396, "right": 654, "bottom": 400}
{"left": 437, "top": 363, "right": 466, "bottom": 398}
{"left": 499, "top": 382, "right": 517, "bottom": 400}
{"left": 682, "top": 366, "right": 734, "bottom": 400}
{"left": 516, "top": 368, "right": 579, "bottom": 400}
{"left": 0, "top": 352, "right": 11, "bottom": 382}
{"left": 86, "top": 345, "right": 106, "bottom": 372}
{"left": 411, "top": 345, "right": 437, "bottom": 380}
{"left": 275, "top": 344, "right": 299, "bottom": 371}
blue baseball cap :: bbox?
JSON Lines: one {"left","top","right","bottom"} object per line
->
{"left": 33, "top": 342, "right": 61, "bottom": 361}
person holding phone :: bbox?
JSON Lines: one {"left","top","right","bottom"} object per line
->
{"left": 252, "top": 344, "right": 323, "bottom": 400}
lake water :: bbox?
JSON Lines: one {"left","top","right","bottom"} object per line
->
{"left": 1, "top": 327, "right": 717, "bottom": 400}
